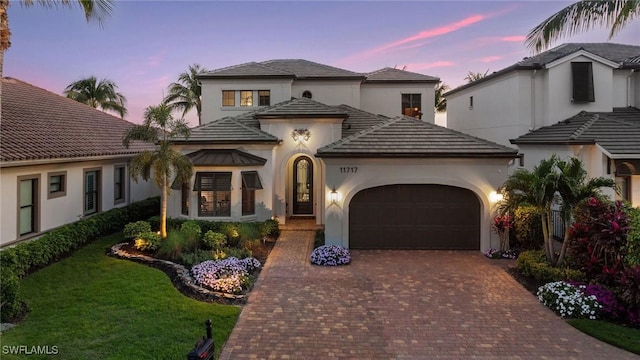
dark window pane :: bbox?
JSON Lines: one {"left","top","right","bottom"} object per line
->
{"left": 258, "top": 90, "right": 270, "bottom": 106}
{"left": 571, "top": 62, "right": 595, "bottom": 102}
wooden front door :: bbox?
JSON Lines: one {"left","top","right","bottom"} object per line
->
{"left": 293, "top": 156, "right": 313, "bottom": 215}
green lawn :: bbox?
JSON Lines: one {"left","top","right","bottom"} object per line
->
{"left": 567, "top": 319, "right": 640, "bottom": 355}
{"left": 0, "top": 233, "right": 240, "bottom": 359}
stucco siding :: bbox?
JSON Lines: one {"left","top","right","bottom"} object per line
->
{"left": 200, "top": 78, "right": 293, "bottom": 124}
{"left": 1, "top": 159, "right": 158, "bottom": 246}
{"left": 360, "top": 83, "right": 436, "bottom": 123}
{"left": 544, "top": 56, "right": 614, "bottom": 124}
{"left": 322, "top": 158, "right": 512, "bottom": 252}
{"left": 291, "top": 80, "right": 361, "bottom": 108}
{"left": 447, "top": 72, "right": 530, "bottom": 146}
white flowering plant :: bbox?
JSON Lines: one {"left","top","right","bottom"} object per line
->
{"left": 191, "top": 257, "right": 261, "bottom": 294}
{"left": 310, "top": 245, "right": 351, "bottom": 266}
{"left": 537, "top": 281, "right": 601, "bottom": 319}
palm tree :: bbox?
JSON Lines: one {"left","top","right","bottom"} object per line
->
{"left": 498, "top": 155, "right": 615, "bottom": 267}
{"left": 464, "top": 70, "right": 490, "bottom": 83}
{"left": 64, "top": 76, "right": 127, "bottom": 118}
{"left": 0, "top": 0, "right": 113, "bottom": 75}
{"left": 554, "top": 157, "right": 616, "bottom": 266}
{"left": 526, "top": 0, "right": 640, "bottom": 53}
{"left": 122, "top": 103, "right": 193, "bottom": 238}
{"left": 435, "top": 82, "right": 449, "bottom": 113}
{"left": 164, "top": 64, "right": 209, "bottom": 126}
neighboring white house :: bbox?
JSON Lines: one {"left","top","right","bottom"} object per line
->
{"left": 511, "top": 108, "right": 640, "bottom": 206}
{"left": 446, "top": 43, "right": 640, "bottom": 146}
{"left": 168, "top": 60, "right": 519, "bottom": 251}
{"left": 0, "top": 77, "right": 159, "bottom": 247}
{"left": 445, "top": 43, "right": 640, "bottom": 206}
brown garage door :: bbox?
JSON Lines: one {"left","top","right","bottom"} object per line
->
{"left": 349, "top": 184, "right": 480, "bottom": 249}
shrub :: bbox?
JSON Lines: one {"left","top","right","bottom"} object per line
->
{"left": 569, "top": 281, "right": 622, "bottom": 320}
{"left": 512, "top": 206, "right": 544, "bottom": 250}
{"left": 569, "top": 198, "right": 630, "bottom": 285}
{"left": 123, "top": 221, "right": 152, "bottom": 240}
{"left": 180, "top": 250, "right": 215, "bottom": 267}
{"left": 310, "top": 245, "right": 351, "bottom": 266}
{"left": 626, "top": 207, "right": 640, "bottom": 267}
{"left": 517, "top": 250, "right": 583, "bottom": 283}
{"left": 222, "top": 247, "right": 252, "bottom": 260}
{"left": 191, "top": 257, "right": 261, "bottom": 294}
{"left": 180, "top": 221, "right": 202, "bottom": 252}
{"left": 156, "top": 230, "right": 187, "bottom": 261}
{"left": 537, "top": 281, "right": 601, "bottom": 319}
{"left": 133, "top": 231, "right": 162, "bottom": 251}
{"left": 484, "top": 248, "right": 502, "bottom": 259}
{"left": 0, "top": 270, "right": 21, "bottom": 322}
{"left": 615, "top": 265, "right": 640, "bottom": 326}
{"left": 202, "top": 231, "right": 227, "bottom": 250}
{"left": 259, "top": 219, "right": 280, "bottom": 238}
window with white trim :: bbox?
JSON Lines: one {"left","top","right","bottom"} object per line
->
{"left": 194, "top": 172, "right": 232, "bottom": 217}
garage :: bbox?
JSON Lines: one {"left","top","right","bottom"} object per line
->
{"left": 349, "top": 184, "right": 480, "bottom": 250}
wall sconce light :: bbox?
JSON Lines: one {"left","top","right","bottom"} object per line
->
{"left": 330, "top": 186, "right": 338, "bottom": 204}
{"left": 489, "top": 191, "right": 504, "bottom": 203}
{"left": 291, "top": 128, "right": 311, "bottom": 142}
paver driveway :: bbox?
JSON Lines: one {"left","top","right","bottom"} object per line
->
{"left": 220, "top": 230, "right": 637, "bottom": 359}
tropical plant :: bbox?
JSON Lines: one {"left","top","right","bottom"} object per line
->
{"left": 526, "top": 0, "right": 640, "bottom": 53}
{"left": 464, "top": 70, "right": 489, "bottom": 83}
{"left": 537, "top": 281, "right": 601, "bottom": 319}
{"left": 122, "top": 102, "right": 193, "bottom": 238}
{"left": 499, "top": 155, "right": 615, "bottom": 267}
{"left": 64, "top": 76, "right": 127, "bottom": 117}
{"left": 164, "top": 64, "right": 209, "bottom": 125}
{"left": 434, "top": 82, "right": 449, "bottom": 112}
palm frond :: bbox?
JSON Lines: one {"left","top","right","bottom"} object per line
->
{"left": 526, "top": 0, "right": 640, "bottom": 53}
{"left": 122, "top": 124, "right": 158, "bottom": 147}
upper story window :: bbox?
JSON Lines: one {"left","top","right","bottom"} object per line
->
{"left": 401, "top": 93, "right": 422, "bottom": 119}
{"left": 258, "top": 90, "right": 270, "bottom": 106}
{"left": 222, "top": 90, "right": 235, "bottom": 106}
{"left": 571, "top": 62, "right": 595, "bottom": 102}
{"left": 240, "top": 91, "right": 253, "bottom": 106}
{"left": 302, "top": 90, "right": 312, "bottom": 99}
{"left": 48, "top": 171, "right": 66, "bottom": 199}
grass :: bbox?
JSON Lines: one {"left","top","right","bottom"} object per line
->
{"left": 567, "top": 319, "right": 640, "bottom": 355}
{"left": 0, "top": 233, "right": 240, "bottom": 359}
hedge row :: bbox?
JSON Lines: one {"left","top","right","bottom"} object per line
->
{"left": 0, "top": 197, "right": 160, "bottom": 322}
{"left": 146, "top": 216, "right": 280, "bottom": 239}
{"left": 516, "top": 250, "right": 583, "bottom": 284}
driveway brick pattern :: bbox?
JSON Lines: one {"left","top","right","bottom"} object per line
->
{"left": 220, "top": 229, "right": 637, "bottom": 359}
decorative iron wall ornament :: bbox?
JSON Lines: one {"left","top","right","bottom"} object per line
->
{"left": 291, "top": 128, "right": 311, "bottom": 142}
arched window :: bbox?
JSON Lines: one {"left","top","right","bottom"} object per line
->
{"left": 302, "top": 90, "right": 312, "bottom": 99}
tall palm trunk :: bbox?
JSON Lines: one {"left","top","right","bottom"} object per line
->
{"left": 161, "top": 174, "right": 167, "bottom": 238}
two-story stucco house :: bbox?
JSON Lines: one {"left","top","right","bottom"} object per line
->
{"left": 0, "top": 78, "right": 159, "bottom": 247}
{"left": 445, "top": 43, "right": 640, "bottom": 206}
{"left": 167, "top": 59, "right": 519, "bottom": 251}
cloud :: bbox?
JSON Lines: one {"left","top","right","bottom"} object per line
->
{"left": 338, "top": 14, "right": 487, "bottom": 66}
{"left": 501, "top": 35, "right": 525, "bottom": 42}
{"left": 480, "top": 56, "right": 502, "bottom": 63}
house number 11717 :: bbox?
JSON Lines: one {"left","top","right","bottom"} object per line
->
{"left": 340, "top": 167, "right": 358, "bottom": 173}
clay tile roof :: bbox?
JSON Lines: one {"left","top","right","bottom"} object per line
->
{"left": 198, "top": 61, "right": 295, "bottom": 79}
{"left": 364, "top": 67, "right": 439, "bottom": 83}
{"left": 173, "top": 117, "right": 279, "bottom": 144}
{"left": 511, "top": 107, "right": 640, "bottom": 156}
{"left": 255, "top": 97, "right": 348, "bottom": 118}
{"left": 260, "top": 59, "right": 365, "bottom": 79}
{"left": 1, "top": 77, "right": 153, "bottom": 164}
{"left": 316, "top": 116, "right": 518, "bottom": 158}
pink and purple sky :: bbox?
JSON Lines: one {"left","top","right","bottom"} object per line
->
{"left": 5, "top": 1, "right": 640, "bottom": 126}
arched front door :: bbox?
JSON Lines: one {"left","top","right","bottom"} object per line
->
{"left": 292, "top": 156, "right": 313, "bottom": 215}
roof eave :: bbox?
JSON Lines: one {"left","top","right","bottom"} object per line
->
{"left": 255, "top": 113, "right": 348, "bottom": 119}
{"left": 510, "top": 139, "right": 596, "bottom": 145}
{"left": 0, "top": 153, "right": 138, "bottom": 168}
{"left": 315, "top": 152, "right": 519, "bottom": 159}
{"left": 197, "top": 74, "right": 296, "bottom": 80}
{"left": 444, "top": 64, "right": 532, "bottom": 96}
{"left": 363, "top": 79, "right": 439, "bottom": 84}
{"left": 171, "top": 139, "right": 281, "bottom": 145}
{"left": 295, "top": 76, "right": 366, "bottom": 81}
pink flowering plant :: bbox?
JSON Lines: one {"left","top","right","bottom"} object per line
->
{"left": 310, "top": 245, "right": 351, "bottom": 266}
{"left": 191, "top": 257, "right": 261, "bottom": 294}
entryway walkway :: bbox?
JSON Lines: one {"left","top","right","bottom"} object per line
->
{"left": 219, "top": 225, "right": 637, "bottom": 359}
